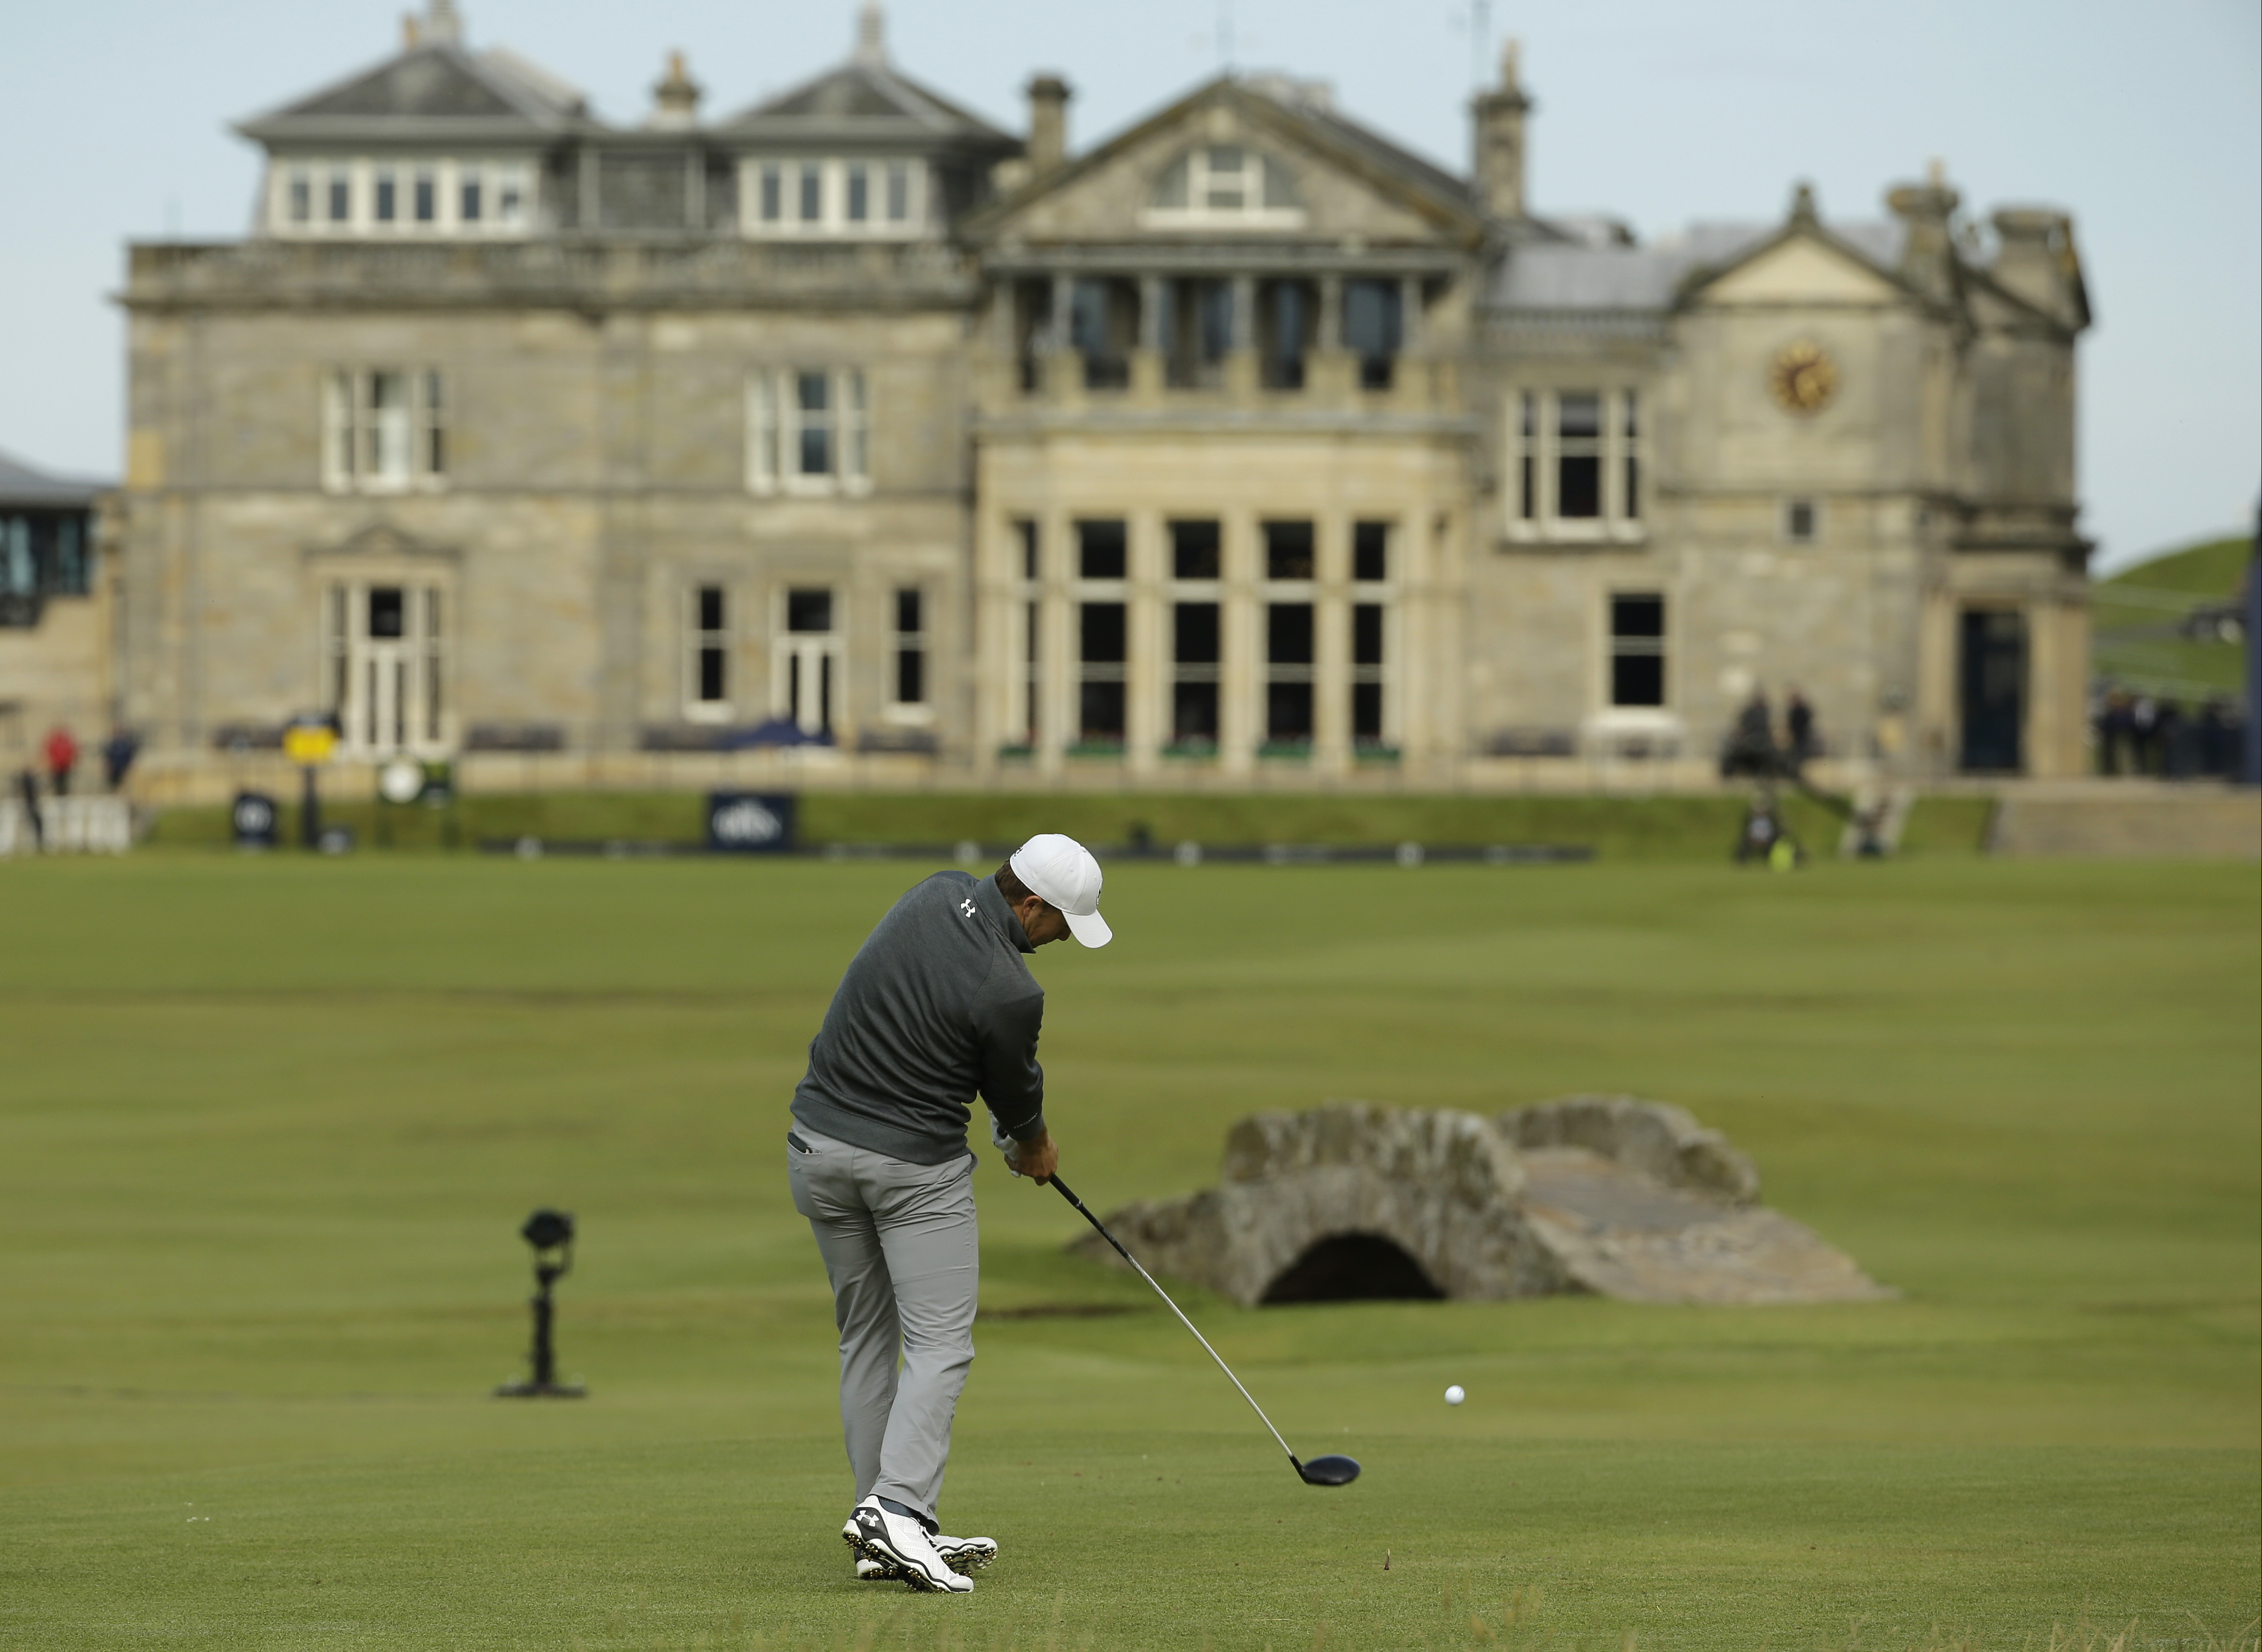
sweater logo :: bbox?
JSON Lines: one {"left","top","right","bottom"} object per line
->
{"left": 960, "top": 898, "right": 977, "bottom": 918}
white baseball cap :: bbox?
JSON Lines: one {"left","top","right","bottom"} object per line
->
{"left": 1009, "top": 833, "right": 1113, "bottom": 947}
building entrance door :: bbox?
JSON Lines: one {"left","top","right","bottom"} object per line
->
{"left": 776, "top": 587, "right": 839, "bottom": 739}
{"left": 329, "top": 580, "right": 449, "bottom": 756}
{"left": 1958, "top": 608, "right": 2026, "bottom": 773}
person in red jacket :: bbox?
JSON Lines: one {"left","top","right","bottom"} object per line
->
{"left": 42, "top": 726, "right": 78, "bottom": 796}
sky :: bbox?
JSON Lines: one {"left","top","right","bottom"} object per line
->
{"left": 0, "top": 0, "right": 2254, "bottom": 574}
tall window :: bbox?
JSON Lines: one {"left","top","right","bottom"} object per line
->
{"left": 893, "top": 587, "right": 926, "bottom": 705}
{"left": 747, "top": 368, "right": 870, "bottom": 495}
{"left": 777, "top": 587, "right": 839, "bottom": 738}
{"left": 1352, "top": 521, "right": 1390, "bottom": 747}
{"left": 1265, "top": 603, "right": 1315, "bottom": 745}
{"left": 687, "top": 584, "right": 731, "bottom": 720}
{"left": 1070, "top": 280, "right": 1137, "bottom": 391}
{"left": 1263, "top": 520, "right": 1315, "bottom": 580}
{"left": 323, "top": 368, "right": 445, "bottom": 493}
{"left": 1078, "top": 603, "right": 1127, "bottom": 745}
{"left": 1609, "top": 593, "right": 1666, "bottom": 708}
{"left": 1022, "top": 599, "right": 1041, "bottom": 746}
{"left": 1076, "top": 519, "right": 1127, "bottom": 580}
{"left": 1258, "top": 279, "right": 1315, "bottom": 390}
{"left": 324, "top": 578, "right": 449, "bottom": 755}
{"left": 1172, "top": 602, "right": 1220, "bottom": 751}
{"left": 1169, "top": 519, "right": 1223, "bottom": 753}
{"left": 1343, "top": 280, "right": 1402, "bottom": 391}
{"left": 1076, "top": 519, "right": 1127, "bottom": 748}
{"left": 1509, "top": 388, "right": 1645, "bottom": 537}
{"left": 740, "top": 157, "right": 925, "bottom": 236}
{"left": 1015, "top": 520, "right": 1042, "bottom": 747}
{"left": 1170, "top": 519, "right": 1221, "bottom": 580}
{"left": 1162, "top": 279, "right": 1233, "bottom": 390}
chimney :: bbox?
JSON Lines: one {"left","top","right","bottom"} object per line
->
{"left": 1026, "top": 74, "right": 1072, "bottom": 177}
{"left": 648, "top": 51, "right": 703, "bottom": 129}
{"left": 1990, "top": 207, "right": 2083, "bottom": 328}
{"left": 422, "top": 0, "right": 463, "bottom": 46}
{"left": 852, "top": 1, "right": 887, "bottom": 68}
{"left": 1885, "top": 161, "right": 1961, "bottom": 305}
{"left": 1470, "top": 39, "right": 1531, "bottom": 219}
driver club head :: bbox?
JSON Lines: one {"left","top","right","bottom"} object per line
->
{"left": 1296, "top": 1454, "right": 1361, "bottom": 1487}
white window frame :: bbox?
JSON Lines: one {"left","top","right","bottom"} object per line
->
{"left": 746, "top": 367, "right": 870, "bottom": 496}
{"left": 323, "top": 367, "right": 447, "bottom": 495}
{"left": 685, "top": 582, "right": 734, "bottom": 723}
{"left": 323, "top": 573, "right": 455, "bottom": 758}
{"left": 1505, "top": 387, "right": 1646, "bottom": 544}
{"left": 737, "top": 156, "right": 927, "bottom": 238}
{"left": 267, "top": 156, "right": 533, "bottom": 238}
{"left": 1349, "top": 520, "right": 1399, "bottom": 750}
{"left": 774, "top": 587, "right": 843, "bottom": 739}
{"left": 884, "top": 584, "right": 934, "bottom": 724}
{"left": 1140, "top": 145, "right": 1307, "bottom": 230}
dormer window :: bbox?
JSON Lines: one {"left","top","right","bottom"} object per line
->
{"left": 741, "top": 157, "right": 928, "bottom": 238}
{"left": 266, "top": 156, "right": 532, "bottom": 237}
{"left": 1144, "top": 145, "right": 1305, "bottom": 229}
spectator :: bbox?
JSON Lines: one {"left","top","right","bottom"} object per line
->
{"left": 101, "top": 728, "right": 140, "bottom": 792}
{"left": 2130, "top": 696, "right": 2160, "bottom": 774}
{"left": 1721, "top": 689, "right": 1778, "bottom": 779}
{"left": 42, "top": 726, "right": 78, "bottom": 796}
{"left": 2097, "top": 687, "right": 2134, "bottom": 775}
{"left": 2197, "top": 697, "right": 2235, "bottom": 777}
{"left": 1784, "top": 688, "right": 1818, "bottom": 774}
{"left": 14, "top": 769, "right": 42, "bottom": 851}
{"left": 2156, "top": 698, "right": 2188, "bottom": 779}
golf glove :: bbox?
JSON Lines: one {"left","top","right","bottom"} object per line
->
{"left": 988, "top": 1111, "right": 1024, "bottom": 1177}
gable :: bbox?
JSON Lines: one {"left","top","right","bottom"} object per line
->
{"left": 294, "top": 51, "right": 520, "bottom": 119}
{"left": 237, "top": 44, "right": 587, "bottom": 143}
{"left": 979, "top": 87, "right": 1474, "bottom": 246}
{"left": 1693, "top": 234, "right": 1906, "bottom": 308}
{"left": 718, "top": 63, "right": 1014, "bottom": 148}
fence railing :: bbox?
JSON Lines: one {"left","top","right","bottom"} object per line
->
{"left": 0, "top": 797, "right": 133, "bottom": 856}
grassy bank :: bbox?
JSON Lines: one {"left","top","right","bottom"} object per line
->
{"left": 142, "top": 786, "right": 1998, "bottom": 861}
{"left": 0, "top": 853, "right": 2253, "bottom": 1647}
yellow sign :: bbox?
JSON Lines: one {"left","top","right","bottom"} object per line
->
{"left": 282, "top": 724, "right": 338, "bottom": 766}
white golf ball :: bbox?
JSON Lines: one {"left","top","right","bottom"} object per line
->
{"left": 1444, "top": 1384, "right": 1466, "bottom": 1406}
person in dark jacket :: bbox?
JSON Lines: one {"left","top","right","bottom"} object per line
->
{"left": 788, "top": 833, "right": 1112, "bottom": 1593}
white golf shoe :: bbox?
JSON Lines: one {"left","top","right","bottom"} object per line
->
{"left": 842, "top": 1496, "right": 972, "bottom": 1594}
{"left": 858, "top": 1536, "right": 993, "bottom": 1582}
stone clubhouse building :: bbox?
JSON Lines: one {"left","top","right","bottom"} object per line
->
{"left": 108, "top": 0, "right": 2094, "bottom": 801}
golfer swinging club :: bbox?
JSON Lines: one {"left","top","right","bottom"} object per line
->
{"left": 786, "top": 833, "right": 1112, "bottom": 1593}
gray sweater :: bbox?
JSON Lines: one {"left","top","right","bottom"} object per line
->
{"left": 791, "top": 870, "right": 1048, "bottom": 1165}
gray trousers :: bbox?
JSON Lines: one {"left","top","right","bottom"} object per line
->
{"left": 787, "top": 1125, "right": 978, "bottom": 1522}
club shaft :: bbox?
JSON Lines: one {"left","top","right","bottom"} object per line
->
{"left": 1047, "top": 1174, "right": 1302, "bottom": 1470}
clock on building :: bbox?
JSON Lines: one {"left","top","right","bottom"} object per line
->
{"left": 1769, "top": 341, "right": 1838, "bottom": 414}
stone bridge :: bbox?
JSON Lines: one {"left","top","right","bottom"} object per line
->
{"left": 1071, "top": 1097, "right": 1891, "bottom": 1307}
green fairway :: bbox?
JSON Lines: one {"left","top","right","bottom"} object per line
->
{"left": 0, "top": 854, "right": 2254, "bottom": 1650}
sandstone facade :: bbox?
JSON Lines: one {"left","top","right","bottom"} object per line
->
{"left": 108, "top": 3, "right": 2093, "bottom": 801}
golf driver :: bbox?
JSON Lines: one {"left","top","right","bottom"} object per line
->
{"left": 1047, "top": 1173, "right": 1361, "bottom": 1488}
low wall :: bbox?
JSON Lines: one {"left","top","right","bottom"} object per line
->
{"left": 1988, "top": 783, "right": 2261, "bottom": 858}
